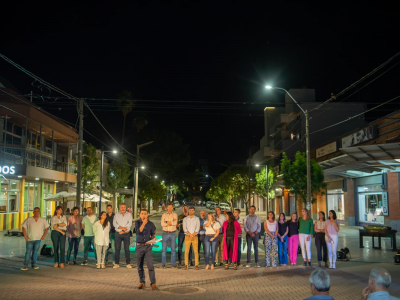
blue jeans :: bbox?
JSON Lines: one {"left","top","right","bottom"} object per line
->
{"left": 278, "top": 235, "right": 289, "bottom": 265}
{"left": 237, "top": 237, "right": 242, "bottom": 263}
{"left": 83, "top": 236, "right": 97, "bottom": 261}
{"left": 204, "top": 236, "right": 218, "bottom": 265}
{"left": 106, "top": 232, "right": 116, "bottom": 263}
{"left": 162, "top": 232, "right": 176, "bottom": 265}
{"left": 246, "top": 233, "right": 260, "bottom": 263}
{"left": 67, "top": 237, "right": 80, "bottom": 262}
{"left": 23, "top": 240, "right": 41, "bottom": 267}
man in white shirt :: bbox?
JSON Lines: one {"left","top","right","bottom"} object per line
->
{"left": 113, "top": 203, "right": 133, "bottom": 268}
{"left": 81, "top": 207, "right": 97, "bottom": 265}
{"left": 161, "top": 203, "right": 178, "bottom": 268}
{"left": 183, "top": 206, "right": 200, "bottom": 270}
{"left": 215, "top": 206, "right": 226, "bottom": 266}
{"left": 21, "top": 207, "right": 49, "bottom": 271}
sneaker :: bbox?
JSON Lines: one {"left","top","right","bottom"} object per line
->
{"left": 32, "top": 265, "right": 39, "bottom": 270}
{"left": 195, "top": 265, "right": 199, "bottom": 270}
{"left": 96, "top": 264, "right": 100, "bottom": 269}
{"left": 162, "top": 264, "right": 166, "bottom": 269}
{"left": 21, "top": 266, "right": 28, "bottom": 271}
{"left": 81, "top": 260, "right": 88, "bottom": 266}
{"left": 113, "top": 264, "right": 120, "bottom": 269}
{"left": 225, "top": 264, "right": 229, "bottom": 270}
{"left": 171, "top": 264, "right": 177, "bottom": 269}
{"left": 126, "top": 264, "right": 132, "bottom": 269}
{"left": 237, "top": 263, "right": 242, "bottom": 267}
{"left": 246, "top": 263, "right": 251, "bottom": 268}
{"left": 332, "top": 264, "right": 336, "bottom": 269}
{"left": 255, "top": 263, "right": 260, "bottom": 268}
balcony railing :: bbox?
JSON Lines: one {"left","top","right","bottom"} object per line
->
{"left": 0, "top": 147, "right": 76, "bottom": 175}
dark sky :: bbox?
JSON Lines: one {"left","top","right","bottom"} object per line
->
{"left": 1, "top": 1, "right": 400, "bottom": 175}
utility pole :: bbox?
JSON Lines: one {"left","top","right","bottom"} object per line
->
{"left": 305, "top": 110, "right": 311, "bottom": 210}
{"left": 248, "top": 164, "right": 251, "bottom": 214}
{"left": 99, "top": 146, "right": 104, "bottom": 215}
{"left": 133, "top": 141, "right": 154, "bottom": 219}
{"left": 265, "top": 165, "right": 269, "bottom": 212}
{"left": 266, "top": 86, "right": 312, "bottom": 210}
{"left": 76, "top": 98, "right": 84, "bottom": 209}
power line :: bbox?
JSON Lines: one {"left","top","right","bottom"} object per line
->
{"left": 309, "top": 59, "right": 400, "bottom": 120}
{"left": 0, "top": 53, "right": 138, "bottom": 158}
{"left": 309, "top": 94, "right": 400, "bottom": 136}
{"left": 309, "top": 51, "right": 400, "bottom": 113}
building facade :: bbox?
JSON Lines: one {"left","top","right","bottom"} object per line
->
{"left": 0, "top": 84, "right": 78, "bottom": 230}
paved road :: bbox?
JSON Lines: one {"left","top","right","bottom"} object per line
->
{"left": 1, "top": 206, "right": 400, "bottom": 299}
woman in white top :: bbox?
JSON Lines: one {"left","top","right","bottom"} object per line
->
{"left": 314, "top": 211, "right": 328, "bottom": 267}
{"left": 93, "top": 211, "right": 110, "bottom": 269}
{"left": 325, "top": 210, "right": 340, "bottom": 269}
{"left": 204, "top": 212, "right": 220, "bottom": 270}
{"left": 264, "top": 211, "right": 278, "bottom": 267}
{"left": 51, "top": 206, "right": 68, "bottom": 268}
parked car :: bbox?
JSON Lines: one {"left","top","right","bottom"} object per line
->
{"left": 207, "top": 201, "right": 217, "bottom": 209}
{"left": 219, "top": 203, "right": 231, "bottom": 212}
{"left": 173, "top": 201, "right": 180, "bottom": 208}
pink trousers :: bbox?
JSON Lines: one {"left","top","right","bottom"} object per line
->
{"left": 288, "top": 234, "right": 299, "bottom": 264}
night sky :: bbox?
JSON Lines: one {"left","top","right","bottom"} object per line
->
{"left": 2, "top": 1, "right": 400, "bottom": 175}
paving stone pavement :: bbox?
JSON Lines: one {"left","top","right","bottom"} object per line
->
{"left": 1, "top": 255, "right": 400, "bottom": 300}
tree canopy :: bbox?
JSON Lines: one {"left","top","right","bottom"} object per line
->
{"left": 281, "top": 151, "right": 326, "bottom": 205}
{"left": 74, "top": 143, "right": 99, "bottom": 198}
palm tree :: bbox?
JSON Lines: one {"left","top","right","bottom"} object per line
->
{"left": 117, "top": 90, "right": 135, "bottom": 146}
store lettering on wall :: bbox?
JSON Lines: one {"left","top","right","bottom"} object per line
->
{"left": 316, "top": 141, "right": 337, "bottom": 158}
{"left": 342, "top": 125, "right": 377, "bottom": 148}
{"left": 0, "top": 165, "right": 16, "bottom": 175}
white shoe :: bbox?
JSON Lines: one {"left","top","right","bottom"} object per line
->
{"left": 255, "top": 263, "right": 260, "bottom": 268}
{"left": 246, "top": 264, "right": 251, "bottom": 268}
{"left": 332, "top": 264, "right": 336, "bottom": 269}
{"left": 96, "top": 264, "right": 100, "bottom": 269}
{"left": 113, "top": 264, "right": 120, "bottom": 269}
{"left": 126, "top": 264, "right": 132, "bottom": 269}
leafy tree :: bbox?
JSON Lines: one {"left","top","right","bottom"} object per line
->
{"left": 73, "top": 143, "right": 99, "bottom": 200}
{"left": 281, "top": 151, "right": 326, "bottom": 206}
{"left": 117, "top": 90, "right": 135, "bottom": 146}
{"left": 167, "top": 184, "right": 181, "bottom": 201}
{"left": 138, "top": 178, "right": 165, "bottom": 212}
{"left": 255, "top": 167, "right": 278, "bottom": 202}
{"left": 106, "top": 154, "right": 132, "bottom": 208}
{"left": 133, "top": 112, "right": 148, "bottom": 132}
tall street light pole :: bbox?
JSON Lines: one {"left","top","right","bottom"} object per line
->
{"left": 265, "top": 86, "right": 311, "bottom": 210}
{"left": 134, "top": 141, "right": 154, "bottom": 219}
{"left": 99, "top": 147, "right": 117, "bottom": 215}
{"left": 76, "top": 98, "right": 84, "bottom": 209}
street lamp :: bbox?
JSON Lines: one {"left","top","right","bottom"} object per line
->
{"left": 206, "top": 174, "right": 215, "bottom": 181}
{"left": 100, "top": 147, "right": 118, "bottom": 215}
{"left": 265, "top": 85, "right": 311, "bottom": 209}
{"left": 134, "top": 141, "right": 154, "bottom": 219}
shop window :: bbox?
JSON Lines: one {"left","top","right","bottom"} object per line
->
{"left": 0, "top": 180, "right": 20, "bottom": 213}
{"left": 358, "top": 185, "right": 384, "bottom": 224}
{"left": 24, "top": 182, "right": 39, "bottom": 212}
{"left": 327, "top": 189, "right": 345, "bottom": 220}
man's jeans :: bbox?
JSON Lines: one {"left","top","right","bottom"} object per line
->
{"left": 24, "top": 240, "right": 41, "bottom": 267}
{"left": 162, "top": 232, "right": 176, "bottom": 265}
{"left": 237, "top": 236, "right": 242, "bottom": 263}
{"left": 83, "top": 235, "right": 97, "bottom": 261}
{"left": 246, "top": 233, "right": 260, "bottom": 263}
{"left": 67, "top": 237, "right": 80, "bottom": 261}
{"left": 115, "top": 232, "right": 131, "bottom": 264}
{"left": 106, "top": 232, "right": 116, "bottom": 263}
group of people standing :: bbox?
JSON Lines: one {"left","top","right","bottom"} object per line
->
{"left": 263, "top": 208, "right": 340, "bottom": 269}
{"left": 160, "top": 204, "right": 340, "bottom": 270}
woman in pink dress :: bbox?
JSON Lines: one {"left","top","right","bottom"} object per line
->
{"left": 222, "top": 211, "right": 241, "bottom": 270}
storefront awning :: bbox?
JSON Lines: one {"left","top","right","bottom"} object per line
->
{"left": 319, "top": 143, "right": 400, "bottom": 180}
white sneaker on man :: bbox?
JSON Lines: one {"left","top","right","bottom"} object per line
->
{"left": 126, "top": 264, "right": 132, "bottom": 269}
{"left": 113, "top": 264, "right": 120, "bottom": 269}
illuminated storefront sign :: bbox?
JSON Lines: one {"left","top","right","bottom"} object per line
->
{"left": 0, "top": 165, "right": 16, "bottom": 175}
